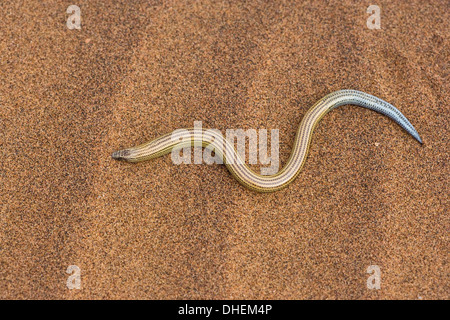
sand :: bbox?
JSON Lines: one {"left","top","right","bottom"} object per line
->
{"left": 0, "top": 0, "right": 448, "bottom": 299}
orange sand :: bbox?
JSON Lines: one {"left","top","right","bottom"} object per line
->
{"left": 0, "top": 0, "right": 448, "bottom": 299}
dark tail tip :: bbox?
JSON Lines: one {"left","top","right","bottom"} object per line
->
{"left": 408, "top": 126, "right": 423, "bottom": 144}
{"left": 414, "top": 133, "right": 423, "bottom": 144}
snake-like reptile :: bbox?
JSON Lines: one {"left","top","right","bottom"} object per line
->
{"left": 112, "top": 90, "right": 422, "bottom": 192}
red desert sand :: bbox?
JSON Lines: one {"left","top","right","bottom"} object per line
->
{"left": 0, "top": 1, "right": 448, "bottom": 299}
